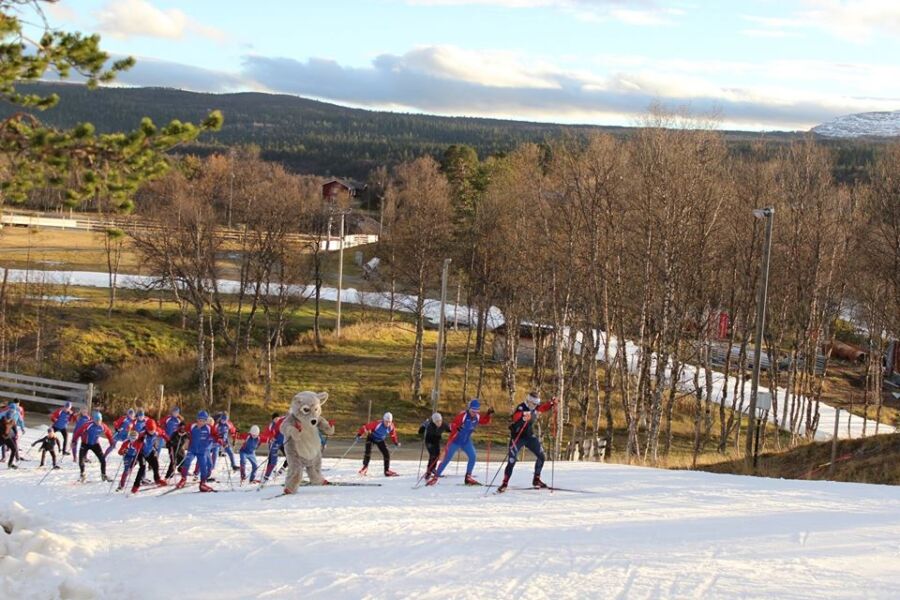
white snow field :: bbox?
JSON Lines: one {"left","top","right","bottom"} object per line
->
{"left": 2, "top": 428, "right": 900, "bottom": 599}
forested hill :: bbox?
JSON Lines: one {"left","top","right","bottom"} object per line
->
{"left": 6, "top": 82, "right": 807, "bottom": 180}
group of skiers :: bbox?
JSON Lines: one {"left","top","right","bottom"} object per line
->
{"left": 2, "top": 390, "right": 557, "bottom": 495}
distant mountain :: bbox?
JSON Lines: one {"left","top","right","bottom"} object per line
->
{"left": 2, "top": 82, "right": 802, "bottom": 179}
{"left": 812, "top": 111, "right": 900, "bottom": 139}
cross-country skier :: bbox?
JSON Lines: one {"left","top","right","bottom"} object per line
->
{"left": 418, "top": 413, "right": 450, "bottom": 479}
{"left": 131, "top": 420, "right": 168, "bottom": 493}
{"left": 356, "top": 412, "right": 400, "bottom": 477}
{"left": 105, "top": 408, "right": 136, "bottom": 458}
{"left": 116, "top": 430, "right": 141, "bottom": 491}
{"left": 32, "top": 427, "right": 62, "bottom": 468}
{"left": 73, "top": 411, "right": 114, "bottom": 482}
{"left": 49, "top": 401, "right": 76, "bottom": 454}
{"left": 238, "top": 425, "right": 261, "bottom": 484}
{"left": 497, "top": 391, "right": 557, "bottom": 493}
{"left": 212, "top": 412, "right": 238, "bottom": 472}
{"left": 164, "top": 421, "right": 189, "bottom": 480}
{"left": 132, "top": 409, "right": 156, "bottom": 434}
{"left": 175, "top": 410, "right": 220, "bottom": 492}
{"left": 427, "top": 399, "right": 494, "bottom": 486}
{"left": 260, "top": 413, "right": 287, "bottom": 484}
{"left": 71, "top": 407, "right": 91, "bottom": 463}
{"left": 1, "top": 402, "right": 25, "bottom": 469}
{"left": 161, "top": 407, "right": 184, "bottom": 472}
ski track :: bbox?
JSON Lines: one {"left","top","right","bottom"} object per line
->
{"left": 2, "top": 427, "right": 900, "bottom": 599}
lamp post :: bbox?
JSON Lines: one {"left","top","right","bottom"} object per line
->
{"left": 747, "top": 207, "right": 774, "bottom": 466}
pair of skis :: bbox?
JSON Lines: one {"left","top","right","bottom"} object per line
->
{"left": 262, "top": 481, "right": 382, "bottom": 501}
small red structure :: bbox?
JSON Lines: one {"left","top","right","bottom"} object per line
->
{"left": 322, "top": 179, "right": 355, "bottom": 203}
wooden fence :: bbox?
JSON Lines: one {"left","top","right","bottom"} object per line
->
{"left": 0, "top": 370, "right": 93, "bottom": 412}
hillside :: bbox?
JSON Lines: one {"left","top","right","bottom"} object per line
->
{"left": 3, "top": 82, "right": 806, "bottom": 181}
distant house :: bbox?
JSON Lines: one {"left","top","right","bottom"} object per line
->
{"left": 322, "top": 179, "right": 356, "bottom": 205}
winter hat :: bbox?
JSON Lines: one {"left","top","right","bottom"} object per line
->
{"left": 136, "top": 410, "right": 145, "bottom": 418}
{"left": 128, "top": 430, "right": 139, "bottom": 441}
{"left": 145, "top": 421, "right": 157, "bottom": 434}
{"left": 431, "top": 412, "right": 443, "bottom": 425}
{"left": 171, "top": 407, "right": 180, "bottom": 414}
{"left": 525, "top": 391, "right": 541, "bottom": 408}
{"left": 126, "top": 408, "right": 135, "bottom": 417}
{"left": 219, "top": 413, "right": 228, "bottom": 422}
{"left": 93, "top": 411, "right": 103, "bottom": 423}
{"left": 64, "top": 401, "right": 72, "bottom": 409}
{"left": 47, "top": 426, "right": 54, "bottom": 434}
{"left": 383, "top": 412, "right": 393, "bottom": 422}
{"left": 249, "top": 425, "right": 260, "bottom": 437}
{"left": 197, "top": 410, "right": 209, "bottom": 421}
{"left": 468, "top": 398, "right": 481, "bottom": 411}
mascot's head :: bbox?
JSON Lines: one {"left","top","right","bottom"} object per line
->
{"left": 290, "top": 391, "right": 328, "bottom": 428}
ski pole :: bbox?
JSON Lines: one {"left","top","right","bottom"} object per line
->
{"left": 485, "top": 422, "right": 529, "bottom": 496}
{"left": 413, "top": 424, "right": 428, "bottom": 487}
{"left": 37, "top": 465, "right": 55, "bottom": 486}
{"left": 485, "top": 440, "right": 491, "bottom": 482}
{"left": 108, "top": 459, "right": 124, "bottom": 494}
{"left": 334, "top": 436, "right": 360, "bottom": 469}
{"left": 551, "top": 401, "right": 558, "bottom": 494}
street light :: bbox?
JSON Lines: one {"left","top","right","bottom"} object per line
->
{"left": 335, "top": 208, "right": 351, "bottom": 338}
{"left": 747, "top": 206, "right": 774, "bottom": 467}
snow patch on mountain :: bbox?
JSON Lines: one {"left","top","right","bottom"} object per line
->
{"left": 812, "top": 110, "right": 900, "bottom": 138}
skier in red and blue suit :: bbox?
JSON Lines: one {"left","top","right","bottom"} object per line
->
{"left": 238, "top": 425, "right": 261, "bottom": 483}
{"left": 132, "top": 410, "right": 156, "bottom": 434}
{"left": 175, "top": 410, "right": 220, "bottom": 492}
{"left": 259, "top": 413, "right": 287, "bottom": 483}
{"left": 105, "top": 409, "right": 136, "bottom": 457}
{"left": 116, "top": 430, "right": 141, "bottom": 491}
{"left": 427, "top": 398, "right": 494, "bottom": 486}
{"left": 497, "top": 391, "right": 557, "bottom": 493}
{"left": 211, "top": 413, "right": 238, "bottom": 472}
{"left": 356, "top": 412, "right": 400, "bottom": 477}
{"left": 71, "top": 407, "right": 91, "bottom": 463}
{"left": 132, "top": 420, "right": 168, "bottom": 493}
{"left": 161, "top": 407, "right": 184, "bottom": 473}
{"left": 73, "top": 411, "right": 114, "bottom": 482}
{"left": 49, "top": 401, "right": 76, "bottom": 454}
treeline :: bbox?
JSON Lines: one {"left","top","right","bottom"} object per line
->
{"left": 7, "top": 82, "right": 885, "bottom": 183}
{"left": 371, "top": 114, "right": 899, "bottom": 465}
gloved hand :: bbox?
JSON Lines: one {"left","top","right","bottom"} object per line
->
{"left": 327, "top": 420, "right": 335, "bottom": 427}
{"left": 355, "top": 435, "right": 362, "bottom": 442}
{"left": 394, "top": 442, "right": 401, "bottom": 448}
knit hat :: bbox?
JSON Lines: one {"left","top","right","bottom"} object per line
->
{"left": 93, "top": 411, "right": 103, "bottom": 423}
{"left": 468, "top": 398, "right": 481, "bottom": 411}
{"left": 197, "top": 410, "right": 209, "bottom": 421}
{"left": 383, "top": 412, "right": 393, "bottom": 422}
{"left": 525, "top": 391, "right": 541, "bottom": 408}
{"left": 171, "top": 407, "right": 180, "bottom": 414}
{"left": 128, "top": 430, "right": 139, "bottom": 441}
{"left": 431, "top": 412, "right": 442, "bottom": 425}
{"left": 136, "top": 410, "right": 145, "bottom": 418}
{"left": 126, "top": 408, "right": 135, "bottom": 417}
{"left": 146, "top": 421, "right": 157, "bottom": 434}
{"left": 64, "top": 401, "right": 72, "bottom": 409}
{"left": 249, "top": 425, "right": 260, "bottom": 436}
{"left": 219, "top": 413, "right": 228, "bottom": 422}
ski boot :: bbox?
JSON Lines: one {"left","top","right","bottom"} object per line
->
{"left": 79, "top": 473, "right": 86, "bottom": 482}
{"left": 155, "top": 479, "right": 167, "bottom": 487}
{"left": 384, "top": 469, "right": 399, "bottom": 477}
{"left": 175, "top": 475, "right": 187, "bottom": 489}
{"left": 115, "top": 485, "right": 124, "bottom": 492}
{"left": 283, "top": 487, "right": 294, "bottom": 495}
{"left": 52, "top": 465, "right": 61, "bottom": 470}
{"left": 464, "top": 474, "right": 481, "bottom": 486}
{"left": 8, "top": 464, "right": 17, "bottom": 470}
{"left": 232, "top": 465, "right": 240, "bottom": 472}
{"left": 425, "top": 475, "right": 439, "bottom": 486}
{"left": 532, "top": 475, "right": 548, "bottom": 489}
{"left": 497, "top": 477, "right": 510, "bottom": 494}
{"left": 102, "top": 474, "right": 113, "bottom": 482}
{"left": 131, "top": 485, "right": 140, "bottom": 494}
{"left": 198, "top": 482, "right": 215, "bottom": 493}
{"left": 358, "top": 466, "right": 368, "bottom": 476}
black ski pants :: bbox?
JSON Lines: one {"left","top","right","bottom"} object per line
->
{"left": 40, "top": 448, "right": 58, "bottom": 467}
{"left": 135, "top": 453, "right": 161, "bottom": 487}
{"left": 53, "top": 425, "right": 69, "bottom": 454}
{"left": 426, "top": 443, "right": 441, "bottom": 475}
{"left": 363, "top": 436, "right": 390, "bottom": 473}
{"left": 79, "top": 443, "right": 107, "bottom": 477}
{"left": 504, "top": 435, "right": 545, "bottom": 479}
{"left": 2, "top": 438, "right": 16, "bottom": 466}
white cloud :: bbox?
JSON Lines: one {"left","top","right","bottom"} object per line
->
{"left": 239, "top": 45, "right": 900, "bottom": 130}
{"left": 95, "top": 0, "right": 226, "bottom": 42}
{"left": 407, "top": 0, "right": 682, "bottom": 26}
{"left": 800, "top": 0, "right": 900, "bottom": 41}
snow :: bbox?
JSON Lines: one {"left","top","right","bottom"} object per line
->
{"left": 811, "top": 110, "right": 900, "bottom": 138}
{"left": 2, "top": 426, "right": 900, "bottom": 599}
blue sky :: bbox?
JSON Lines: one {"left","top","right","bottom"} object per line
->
{"left": 39, "top": 0, "right": 900, "bottom": 131}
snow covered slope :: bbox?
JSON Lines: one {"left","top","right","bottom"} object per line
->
{"left": 2, "top": 427, "right": 899, "bottom": 599}
{"left": 811, "top": 110, "right": 900, "bottom": 138}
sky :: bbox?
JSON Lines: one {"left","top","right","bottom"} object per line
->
{"left": 34, "top": 0, "right": 900, "bottom": 131}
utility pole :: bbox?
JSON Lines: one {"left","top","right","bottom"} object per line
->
{"left": 336, "top": 210, "right": 348, "bottom": 338}
{"left": 747, "top": 207, "right": 774, "bottom": 464}
{"left": 430, "top": 258, "right": 452, "bottom": 412}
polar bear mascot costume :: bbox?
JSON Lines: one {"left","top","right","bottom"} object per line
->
{"left": 280, "top": 390, "right": 335, "bottom": 493}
